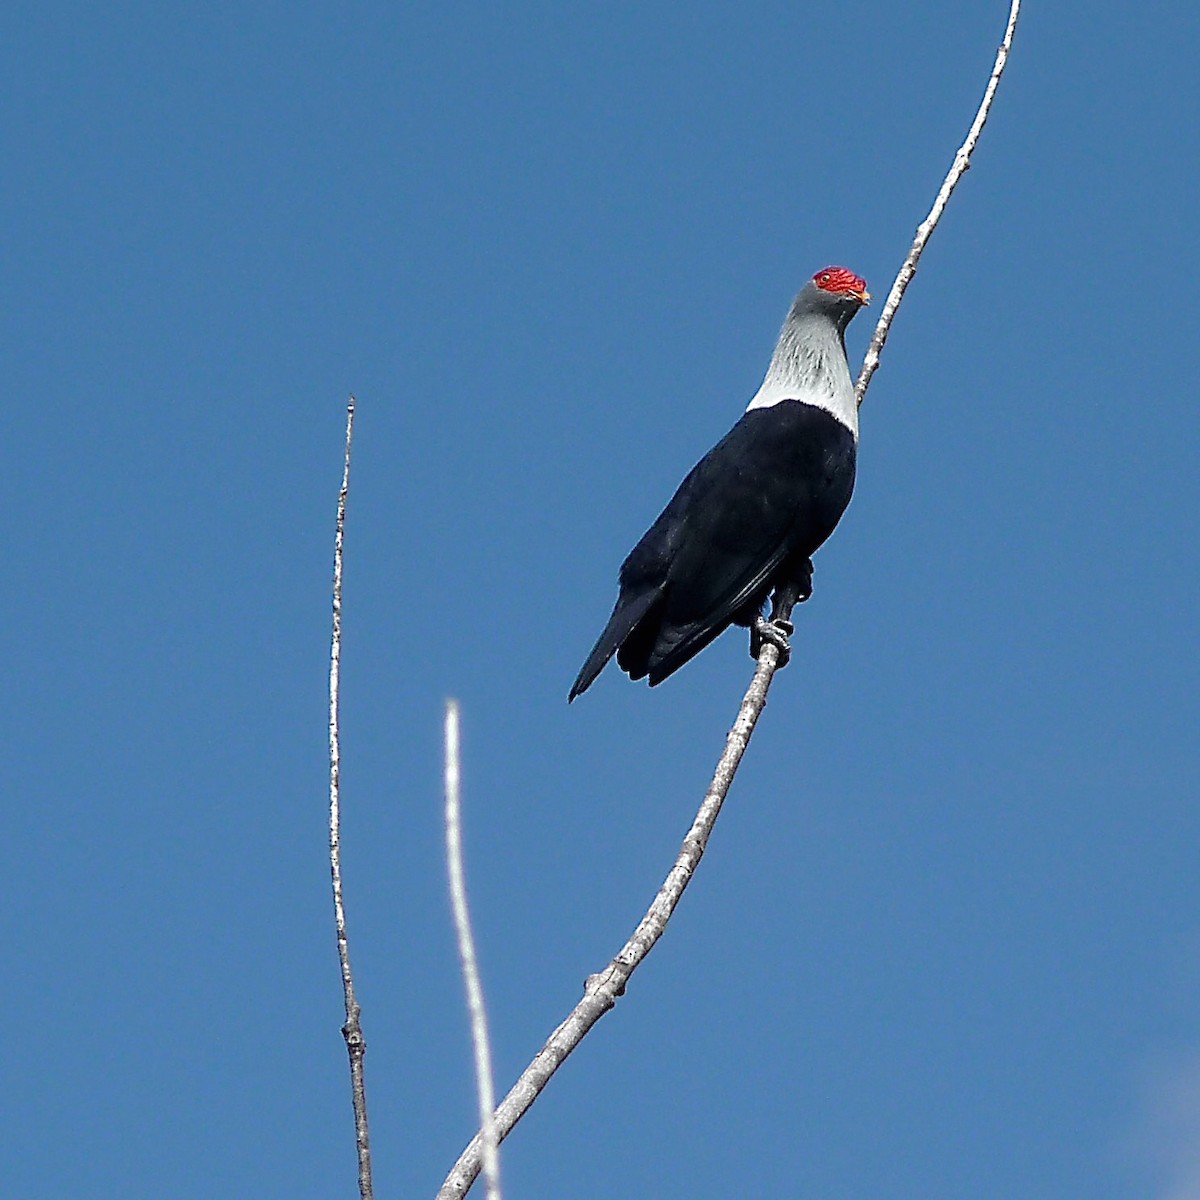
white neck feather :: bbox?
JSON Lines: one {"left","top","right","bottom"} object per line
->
{"left": 745, "top": 312, "right": 859, "bottom": 438}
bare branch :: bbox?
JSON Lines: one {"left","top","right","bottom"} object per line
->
{"left": 438, "top": 4, "right": 1021, "bottom": 1194}
{"left": 436, "top": 626, "right": 791, "bottom": 1200}
{"left": 856, "top": 0, "right": 1022, "bottom": 408}
{"left": 329, "top": 395, "right": 373, "bottom": 1200}
{"left": 444, "top": 700, "right": 502, "bottom": 1200}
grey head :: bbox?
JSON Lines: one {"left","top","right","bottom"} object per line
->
{"left": 746, "top": 265, "right": 872, "bottom": 434}
{"left": 791, "top": 265, "right": 872, "bottom": 339}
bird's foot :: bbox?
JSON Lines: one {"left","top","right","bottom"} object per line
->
{"left": 750, "top": 614, "right": 793, "bottom": 667}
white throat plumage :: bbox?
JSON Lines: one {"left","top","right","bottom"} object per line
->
{"left": 745, "top": 305, "right": 859, "bottom": 438}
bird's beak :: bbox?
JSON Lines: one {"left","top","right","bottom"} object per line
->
{"left": 853, "top": 289, "right": 871, "bottom": 306}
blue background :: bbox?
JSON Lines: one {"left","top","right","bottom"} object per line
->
{"left": 4, "top": 3, "right": 1199, "bottom": 1197}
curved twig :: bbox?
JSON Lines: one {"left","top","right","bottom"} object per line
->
{"left": 329, "top": 395, "right": 374, "bottom": 1200}
{"left": 856, "top": 0, "right": 1022, "bottom": 408}
{"left": 444, "top": 700, "right": 503, "bottom": 1200}
{"left": 437, "top": 4, "right": 1021, "bottom": 1194}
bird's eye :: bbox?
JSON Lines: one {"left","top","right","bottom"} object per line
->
{"left": 820, "top": 273, "right": 831, "bottom": 283}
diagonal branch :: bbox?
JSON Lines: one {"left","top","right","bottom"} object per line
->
{"left": 437, "top": 4, "right": 1021, "bottom": 1195}
{"left": 435, "top": 611, "right": 793, "bottom": 1200}
{"left": 329, "top": 394, "right": 374, "bottom": 1200}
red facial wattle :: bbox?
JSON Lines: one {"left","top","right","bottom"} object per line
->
{"left": 813, "top": 266, "right": 870, "bottom": 301}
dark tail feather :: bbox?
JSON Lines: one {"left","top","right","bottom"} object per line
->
{"left": 568, "top": 588, "right": 662, "bottom": 702}
{"left": 644, "top": 617, "right": 729, "bottom": 687}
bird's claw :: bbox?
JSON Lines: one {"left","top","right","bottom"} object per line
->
{"left": 750, "top": 614, "right": 793, "bottom": 666}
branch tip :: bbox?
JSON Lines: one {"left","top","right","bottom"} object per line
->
{"left": 329, "top": 394, "right": 374, "bottom": 1200}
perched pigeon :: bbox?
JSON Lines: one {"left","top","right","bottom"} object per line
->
{"left": 570, "top": 266, "right": 869, "bottom": 700}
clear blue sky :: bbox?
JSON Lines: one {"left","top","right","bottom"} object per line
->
{"left": 3, "top": 3, "right": 1198, "bottom": 1197}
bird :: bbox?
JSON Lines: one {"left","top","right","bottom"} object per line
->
{"left": 568, "top": 265, "right": 869, "bottom": 702}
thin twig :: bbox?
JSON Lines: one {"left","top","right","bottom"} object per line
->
{"left": 329, "top": 395, "right": 373, "bottom": 1200}
{"left": 444, "top": 700, "right": 503, "bottom": 1200}
{"left": 856, "top": 0, "right": 1022, "bottom": 408}
{"left": 438, "top": 4, "right": 1021, "bottom": 1194}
